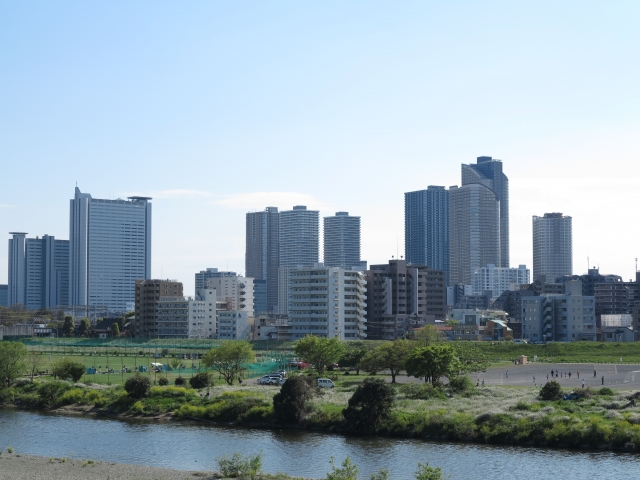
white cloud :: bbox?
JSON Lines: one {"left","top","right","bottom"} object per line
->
{"left": 212, "top": 192, "right": 334, "bottom": 211}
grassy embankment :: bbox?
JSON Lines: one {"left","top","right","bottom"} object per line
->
{"left": 3, "top": 372, "right": 640, "bottom": 452}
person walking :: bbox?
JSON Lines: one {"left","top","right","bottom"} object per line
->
{"left": 569, "top": 372, "right": 571, "bottom": 379}
{"left": 577, "top": 371, "right": 579, "bottom": 379}
{"left": 506, "top": 370, "right": 509, "bottom": 378}
{"left": 602, "top": 375, "right": 605, "bottom": 386}
{"left": 582, "top": 379, "right": 585, "bottom": 388}
{"left": 533, "top": 376, "right": 536, "bottom": 383}
{"left": 594, "top": 370, "right": 597, "bottom": 378}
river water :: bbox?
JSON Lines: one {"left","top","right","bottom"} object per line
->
{"left": 1, "top": 409, "right": 639, "bottom": 479}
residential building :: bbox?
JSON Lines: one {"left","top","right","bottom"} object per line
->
{"left": 217, "top": 310, "right": 250, "bottom": 340}
{"left": 365, "top": 259, "right": 446, "bottom": 340}
{"left": 134, "top": 280, "right": 183, "bottom": 337}
{"left": 246, "top": 207, "right": 280, "bottom": 312}
{"left": 253, "top": 279, "right": 268, "bottom": 315}
{"left": 8, "top": 233, "right": 69, "bottom": 310}
{"left": 532, "top": 213, "right": 572, "bottom": 280}
{"left": 0, "top": 285, "right": 7, "bottom": 307}
{"left": 195, "top": 268, "right": 237, "bottom": 291}
{"left": 461, "top": 156, "right": 509, "bottom": 267}
{"left": 472, "top": 264, "right": 530, "bottom": 299}
{"left": 521, "top": 280, "right": 596, "bottom": 342}
{"left": 70, "top": 187, "right": 152, "bottom": 313}
{"left": 324, "top": 212, "right": 361, "bottom": 269}
{"left": 404, "top": 186, "right": 449, "bottom": 282}
{"left": 287, "top": 264, "right": 367, "bottom": 340}
{"left": 595, "top": 282, "right": 631, "bottom": 326}
{"left": 205, "top": 274, "right": 254, "bottom": 317}
{"left": 556, "top": 268, "right": 622, "bottom": 296}
{"left": 449, "top": 183, "right": 501, "bottom": 286}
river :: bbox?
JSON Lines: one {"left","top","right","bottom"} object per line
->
{"left": 1, "top": 409, "right": 639, "bottom": 479}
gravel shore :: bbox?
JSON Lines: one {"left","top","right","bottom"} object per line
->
{"left": 0, "top": 453, "right": 218, "bottom": 480}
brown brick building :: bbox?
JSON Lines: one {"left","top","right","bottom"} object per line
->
{"left": 134, "top": 279, "right": 183, "bottom": 338}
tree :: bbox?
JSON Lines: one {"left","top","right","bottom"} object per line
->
{"left": 273, "top": 375, "right": 316, "bottom": 424}
{"left": 540, "top": 380, "right": 563, "bottom": 401}
{"left": 202, "top": 340, "right": 255, "bottom": 385}
{"left": 51, "top": 358, "right": 85, "bottom": 382}
{"left": 411, "top": 325, "right": 443, "bottom": 346}
{"left": 339, "top": 342, "right": 369, "bottom": 375}
{"left": 360, "top": 340, "right": 414, "bottom": 383}
{"left": 170, "top": 356, "right": 181, "bottom": 377}
{"left": 0, "top": 341, "right": 28, "bottom": 388}
{"left": 26, "top": 352, "right": 44, "bottom": 383}
{"left": 112, "top": 322, "right": 120, "bottom": 338}
{"left": 125, "top": 374, "right": 151, "bottom": 399}
{"left": 77, "top": 318, "right": 90, "bottom": 337}
{"left": 62, "top": 316, "right": 75, "bottom": 337}
{"left": 189, "top": 372, "right": 212, "bottom": 389}
{"left": 450, "top": 342, "right": 489, "bottom": 375}
{"left": 326, "top": 457, "right": 359, "bottom": 480}
{"left": 405, "top": 344, "right": 460, "bottom": 386}
{"left": 294, "top": 335, "right": 345, "bottom": 376}
{"left": 414, "top": 462, "right": 444, "bottom": 480}
{"left": 343, "top": 378, "right": 396, "bottom": 433}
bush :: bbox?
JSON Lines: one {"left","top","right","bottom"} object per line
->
{"left": 343, "top": 378, "right": 396, "bottom": 433}
{"left": 326, "top": 456, "right": 358, "bottom": 480}
{"left": 216, "top": 452, "right": 263, "bottom": 479}
{"left": 37, "top": 381, "right": 71, "bottom": 404}
{"left": 189, "top": 372, "right": 212, "bottom": 389}
{"left": 448, "top": 376, "right": 474, "bottom": 393}
{"left": 273, "top": 376, "right": 316, "bottom": 424}
{"left": 57, "top": 388, "right": 85, "bottom": 406}
{"left": 124, "top": 374, "right": 150, "bottom": 399}
{"left": 399, "top": 383, "right": 445, "bottom": 400}
{"left": 598, "top": 387, "right": 615, "bottom": 396}
{"left": 540, "top": 380, "right": 563, "bottom": 401}
{"left": 51, "top": 359, "right": 85, "bottom": 382}
{"left": 174, "top": 377, "right": 186, "bottom": 386}
{"left": 414, "top": 462, "right": 444, "bottom": 480}
{"left": 158, "top": 377, "right": 169, "bottom": 386}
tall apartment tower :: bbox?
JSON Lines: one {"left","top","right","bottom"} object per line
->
{"left": 404, "top": 187, "right": 449, "bottom": 282}
{"left": 70, "top": 187, "right": 152, "bottom": 312}
{"left": 8, "top": 233, "right": 69, "bottom": 310}
{"left": 195, "top": 268, "right": 237, "bottom": 291}
{"left": 324, "top": 212, "right": 361, "bottom": 269}
{"left": 461, "top": 156, "right": 509, "bottom": 267}
{"left": 449, "top": 183, "right": 501, "bottom": 286}
{"left": 134, "top": 279, "right": 183, "bottom": 337}
{"left": 532, "top": 213, "right": 572, "bottom": 280}
{"left": 245, "top": 207, "right": 280, "bottom": 312}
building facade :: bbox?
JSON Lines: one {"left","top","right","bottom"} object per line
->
{"left": 287, "top": 264, "right": 367, "bottom": 340}
{"left": 532, "top": 213, "right": 572, "bottom": 280}
{"left": 461, "top": 156, "right": 509, "bottom": 267}
{"left": 323, "top": 212, "right": 361, "bottom": 269}
{"left": 365, "top": 259, "right": 447, "bottom": 340}
{"left": 134, "top": 280, "right": 183, "bottom": 337}
{"left": 205, "top": 275, "right": 254, "bottom": 317}
{"left": 472, "top": 264, "right": 530, "bottom": 299}
{"left": 8, "top": 233, "right": 69, "bottom": 310}
{"left": 195, "top": 268, "right": 237, "bottom": 291}
{"left": 70, "top": 187, "right": 152, "bottom": 313}
{"left": 0, "top": 285, "right": 7, "bottom": 307}
{"left": 404, "top": 186, "right": 449, "bottom": 282}
{"left": 245, "top": 207, "right": 280, "bottom": 312}
{"left": 449, "top": 183, "right": 501, "bottom": 286}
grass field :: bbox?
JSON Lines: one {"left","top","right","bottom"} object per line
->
{"left": 476, "top": 341, "right": 640, "bottom": 364}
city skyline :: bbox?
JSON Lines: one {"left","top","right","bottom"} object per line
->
{"left": 2, "top": 3, "right": 640, "bottom": 297}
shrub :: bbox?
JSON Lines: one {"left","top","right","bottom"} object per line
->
{"left": 540, "top": 380, "right": 563, "bottom": 401}
{"left": 326, "top": 456, "right": 358, "bottom": 480}
{"left": 399, "top": 383, "right": 445, "bottom": 400}
{"left": 37, "top": 381, "right": 71, "bottom": 404}
{"left": 273, "top": 376, "right": 316, "bottom": 424}
{"left": 216, "top": 452, "right": 263, "bottom": 479}
{"left": 51, "top": 359, "right": 85, "bottom": 382}
{"left": 343, "top": 378, "right": 396, "bottom": 433}
{"left": 598, "top": 387, "right": 615, "bottom": 396}
{"left": 124, "top": 374, "right": 150, "bottom": 399}
{"left": 448, "top": 376, "right": 474, "bottom": 393}
{"left": 158, "top": 377, "right": 169, "bottom": 386}
{"left": 414, "top": 462, "right": 444, "bottom": 480}
{"left": 174, "top": 377, "right": 186, "bottom": 386}
{"left": 189, "top": 372, "right": 212, "bottom": 389}
{"left": 57, "top": 388, "right": 85, "bottom": 406}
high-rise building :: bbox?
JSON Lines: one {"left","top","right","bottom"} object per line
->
{"left": 288, "top": 264, "right": 367, "bottom": 340}
{"left": 70, "top": 187, "right": 152, "bottom": 313}
{"left": 134, "top": 279, "right": 183, "bottom": 337}
{"left": 472, "top": 264, "right": 530, "bottom": 299}
{"left": 532, "top": 213, "right": 572, "bottom": 280}
{"left": 365, "top": 259, "right": 447, "bottom": 340}
{"left": 0, "top": 285, "right": 8, "bottom": 307}
{"left": 195, "top": 268, "right": 237, "bottom": 291}
{"left": 277, "top": 206, "right": 319, "bottom": 313}
{"left": 253, "top": 279, "right": 267, "bottom": 315}
{"left": 205, "top": 274, "right": 254, "bottom": 317}
{"left": 8, "top": 233, "right": 69, "bottom": 310}
{"left": 461, "top": 156, "right": 509, "bottom": 267}
{"left": 245, "top": 207, "right": 280, "bottom": 312}
{"left": 324, "top": 212, "right": 361, "bottom": 269}
{"left": 404, "top": 187, "right": 449, "bottom": 281}
{"left": 449, "top": 183, "right": 501, "bottom": 286}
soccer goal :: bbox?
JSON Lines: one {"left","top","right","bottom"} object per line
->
{"left": 624, "top": 371, "right": 640, "bottom": 384}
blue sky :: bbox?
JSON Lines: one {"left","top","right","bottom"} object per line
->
{"left": 2, "top": 1, "right": 640, "bottom": 295}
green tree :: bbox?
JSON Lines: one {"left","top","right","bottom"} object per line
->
{"left": 294, "top": 335, "right": 345, "bottom": 376}
{"left": 170, "top": 356, "right": 181, "bottom": 377}
{"left": 273, "top": 375, "right": 316, "bottom": 424}
{"left": 414, "top": 462, "right": 444, "bottom": 480}
{"left": 540, "top": 380, "right": 563, "bottom": 401}
{"left": 343, "top": 378, "right": 396, "bottom": 433}
{"left": 77, "top": 318, "right": 90, "bottom": 337}
{"left": 51, "top": 358, "right": 85, "bottom": 382}
{"left": 112, "top": 322, "right": 120, "bottom": 337}
{"left": 189, "top": 372, "right": 212, "bottom": 389}
{"left": 202, "top": 340, "right": 255, "bottom": 385}
{"left": 25, "top": 352, "right": 44, "bottom": 383}
{"left": 124, "top": 374, "right": 151, "bottom": 399}
{"left": 360, "top": 339, "right": 414, "bottom": 383}
{"left": 339, "top": 341, "right": 369, "bottom": 375}
{"left": 411, "top": 325, "right": 443, "bottom": 346}
{"left": 450, "top": 342, "right": 489, "bottom": 375}
{"left": 0, "top": 341, "right": 28, "bottom": 388}
{"left": 62, "top": 316, "right": 75, "bottom": 337}
{"left": 326, "top": 457, "right": 359, "bottom": 480}
{"left": 405, "top": 344, "right": 460, "bottom": 386}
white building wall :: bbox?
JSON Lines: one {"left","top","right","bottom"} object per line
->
{"left": 472, "top": 264, "right": 530, "bottom": 299}
{"left": 205, "top": 275, "right": 254, "bottom": 317}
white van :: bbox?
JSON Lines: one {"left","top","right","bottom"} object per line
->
{"left": 513, "top": 339, "right": 529, "bottom": 344}
{"left": 317, "top": 378, "right": 335, "bottom": 389}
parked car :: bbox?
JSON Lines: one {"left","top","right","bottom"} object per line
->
{"left": 258, "top": 375, "right": 277, "bottom": 385}
{"left": 278, "top": 370, "right": 287, "bottom": 377}
{"left": 279, "top": 378, "right": 287, "bottom": 385}
{"left": 317, "top": 378, "right": 335, "bottom": 389}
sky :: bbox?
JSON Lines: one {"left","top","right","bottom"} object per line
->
{"left": 1, "top": 1, "right": 640, "bottom": 297}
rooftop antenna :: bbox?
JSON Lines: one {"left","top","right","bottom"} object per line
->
{"left": 396, "top": 236, "right": 399, "bottom": 260}
{"left": 636, "top": 258, "right": 638, "bottom": 273}
{"left": 587, "top": 256, "right": 590, "bottom": 271}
